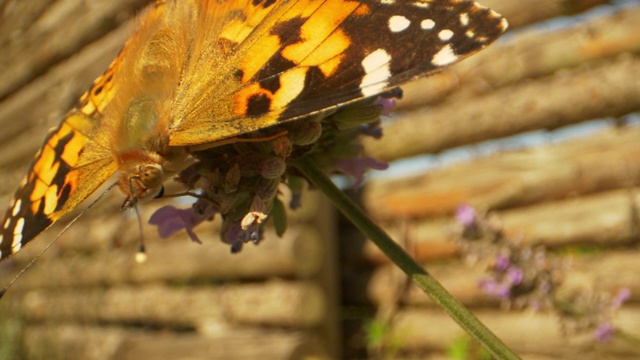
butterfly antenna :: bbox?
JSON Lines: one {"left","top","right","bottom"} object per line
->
{"left": 133, "top": 204, "right": 147, "bottom": 264}
{"left": 0, "top": 182, "right": 119, "bottom": 299}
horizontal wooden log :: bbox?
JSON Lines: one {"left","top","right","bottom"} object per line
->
{"left": 365, "top": 250, "right": 640, "bottom": 307}
{"left": 361, "top": 218, "right": 459, "bottom": 266}
{"left": 0, "top": 224, "right": 324, "bottom": 294}
{"left": 364, "top": 126, "right": 640, "bottom": 219}
{"left": 397, "top": 2, "right": 639, "bottom": 109}
{"left": 114, "top": 329, "right": 328, "bottom": 360}
{"left": 21, "top": 324, "right": 328, "bottom": 360}
{"left": 480, "top": 0, "right": 608, "bottom": 29}
{"left": 364, "top": 186, "right": 640, "bottom": 264}
{"left": 389, "top": 306, "right": 640, "bottom": 358}
{"left": 12, "top": 280, "right": 325, "bottom": 328}
{"left": 0, "top": 0, "right": 145, "bottom": 100}
{"left": 366, "top": 53, "right": 640, "bottom": 162}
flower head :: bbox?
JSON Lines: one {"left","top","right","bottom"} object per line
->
{"left": 147, "top": 91, "right": 402, "bottom": 252}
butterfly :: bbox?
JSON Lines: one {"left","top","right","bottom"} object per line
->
{"left": 0, "top": 0, "right": 506, "bottom": 260}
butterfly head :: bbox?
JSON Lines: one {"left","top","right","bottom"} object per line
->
{"left": 119, "top": 159, "right": 166, "bottom": 210}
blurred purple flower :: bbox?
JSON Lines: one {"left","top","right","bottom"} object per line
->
{"left": 376, "top": 97, "right": 397, "bottom": 116}
{"left": 507, "top": 267, "right": 524, "bottom": 285}
{"left": 479, "top": 279, "right": 511, "bottom": 299}
{"left": 613, "top": 288, "right": 631, "bottom": 308}
{"left": 540, "top": 281, "right": 552, "bottom": 294}
{"left": 336, "top": 156, "right": 388, "bottom": 189}
{"left": 149, "top": 205, "right": 206, "bottom": 244}
{"left": 455, "top": 204, "right": 477, "bottom": 227}
{"left": 494, "top": 254, "right": 510, "bottom": 271}
{"left": 530, "top": 301, "right": 542, "bottom": 311}
{"left": 594, "top": 323, "right": 615, "bottom": 342}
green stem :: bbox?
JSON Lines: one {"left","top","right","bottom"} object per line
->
{"left": 294, "top": 159, "right": 521, "bottom": 360}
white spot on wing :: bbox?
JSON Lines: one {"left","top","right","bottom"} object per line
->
{"left": 11, "top": 218, "right": 25, "bottom": 253}
{"left": 412, "top": 1, "right": 429, "bottom": 8}
{"left": 380, "top": 0, "right": 395, "bottom": 4}
{"left": 500, "top": 18, "right": 509, "bottom": 31}
{"left": 360, "top": 49, "right": 392, "bottom": 97}
{"left": 459, "top": 13, "right": 469, "bottom": 26}
{"left": 14, "top": 217, "right": 24, "bottom": 235}
{"left": 11, "top": 236, "right": 21, "bottom": 253}
{"left": 420, "top": 19, "right": 435, "bottom": 30}
{"left": 438, "top": 29, "right": 454, "bottom": 41}
{"left": 431, "top": 44, "right": 458, "bottom": 66}
{"left": 466, "top": 30, "right": 475, "bottom": 38}
{"left": 388, "top": 15, "right": 411, "bottom": 33}
{"left": 4, "top": 218, "right": 10, "bottom": 229}
{"left": 12, "top": 199, "right": 21, "bottom": 217}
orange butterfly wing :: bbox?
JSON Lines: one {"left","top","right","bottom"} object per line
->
{"left": 0, "top": 0, "right": 507, "bottom": 260}
{"left": 0, "top": 51, "right": 124, "bottom": 260}
{"left": 168, "top": 0, "right": 507, "bottom": 146}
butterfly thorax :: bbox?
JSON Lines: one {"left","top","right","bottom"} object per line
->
{"left": 112, "top": 96, "right": 190, "bottom": 209}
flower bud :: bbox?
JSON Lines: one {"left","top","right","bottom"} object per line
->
{"left": 331, "top": 104, "right": 383, "bottom": 131}
{"left": 224, "top": 164, "right": 241, "bottom": 193}
{"left": 260, "top": 156, "right": 286, "bottom": 179}
{"left": 289, "top": 120, "right": 322, "bottom": 146}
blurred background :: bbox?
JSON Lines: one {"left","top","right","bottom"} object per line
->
{"left": 1, "top": 0, "right": 640, "bottom": 359}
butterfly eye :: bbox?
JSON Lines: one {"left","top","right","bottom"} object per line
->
{"left": 154, "top": 186, "right": 165, "bottom": 199}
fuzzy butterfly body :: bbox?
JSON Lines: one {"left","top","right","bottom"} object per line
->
{"left": 0, "top": 0, "right": 506, "bottom": 260}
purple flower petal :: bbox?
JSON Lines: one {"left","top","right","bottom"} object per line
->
{"left": 455, "top": 204, "right": 476, "bottom": 227}
{"left": 336, "top": 157, "right": 388, "bottom": 189}
{"left": 148, "top": 205, "right": 205, "bottom": 244}
{"left": 530, "top": 301, "right": 542, "bottom": 311}
{"left": 224, "top": 223, "right": 244, "bottom": 245}
{"left": 478, "top": 279, "right": 511, "bottom": 299}
{"left": 376, "top": 97, "right": 397, "bottom": 116}
{"left": 494, "top": 254, "right": 510, "bottom": 271}
{"left": 594, "top": 323, "right": 615, "bottom": 342}
{"left": 507, "top": 267, "right": 524, "bottom": 285}
{"left": 540, "top": 281, "right": 552, "bottom": 294}
{"left": 613, "top": 288, "right": 631, "bottom": 308}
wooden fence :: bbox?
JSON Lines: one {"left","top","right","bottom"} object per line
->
{"left": 2, "top": 0, "right": 640, "bottom": 359}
